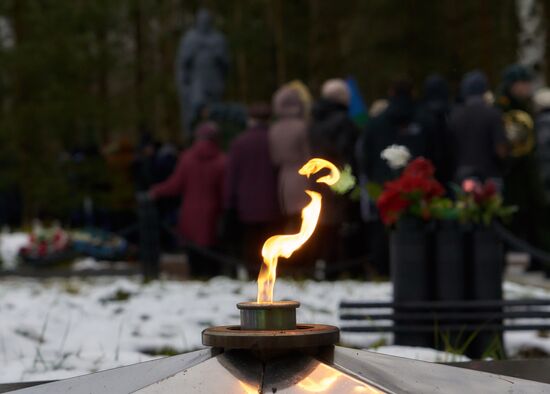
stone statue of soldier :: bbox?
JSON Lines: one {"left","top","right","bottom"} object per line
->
{"left": 176, "top": 9, "right": 229, "bottom": 135}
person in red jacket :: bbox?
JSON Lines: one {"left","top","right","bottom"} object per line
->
{"left": 225, "top": 103, "right": 281, "bottom": 275}
{"left": 150, "top": 121, "right": 226, "bottom": 277}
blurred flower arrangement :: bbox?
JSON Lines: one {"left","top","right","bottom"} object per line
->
{"left": 376, "top": 157, "right": 445, "bottom": 225}
{"left": 16, "top": 222, "right": 130, "bottom": 266}
{"left": 369, "top": 145, "right": 517, "bottom": 227}
{"left": 19, "top": 222, "right": 70, "bottom": 260}
{"left": 453, "top": 179, "right": 517, "bottom": 226}
{"left": 71, "top": 229, "right": 128, "bottom": 261}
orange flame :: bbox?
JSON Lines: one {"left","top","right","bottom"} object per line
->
{"left": 257, "top": 158, "right": 340, "bottom": 303}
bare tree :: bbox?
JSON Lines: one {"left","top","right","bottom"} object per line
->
{"left": 516, "top": 0, "right": 546, "bottom": 88}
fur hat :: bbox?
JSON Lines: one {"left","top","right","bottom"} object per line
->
{"left": 321, "top": 79, "right": 350, "bottom": 105}
{"left": 534, "top": 88, "right": 550, "bottom": 112}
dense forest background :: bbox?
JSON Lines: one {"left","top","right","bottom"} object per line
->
{"left": 0, "top": 0, "right": 548, "bottom": 220}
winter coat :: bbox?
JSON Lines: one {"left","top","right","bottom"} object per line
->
{"left": 225, "top": 124, "right": 280, "bottom": 223}
{"left": 309, "top": 98, "right": 359, "bottom": 224}
{"left": 151, "top": 140, "right": 226, "bottom": 247}
{"left": 536, "top": 110, "right": 550, "bottom": 199}
{"left": 448, "top": 97, "right": 507, "bottom": 180}
{"left": 269, "top": 87, "right": 311, "bottom": 216}
{"left": 361, "top": 96, "right": 434, "bottom": 185}
{"left": 422, "top": 75, "right": 453, "bottom": 185}
{"left": 497, "top": 75, "right": 547, "bottom": 251}
{"left": 309, "top": 98, "right": 359, "bottom": 168}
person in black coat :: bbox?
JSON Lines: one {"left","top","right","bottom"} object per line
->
{"left": 535, "top": 88, "right": 550, "bottom": 201}
{"left": 362, "top": 79, "right": 434, "bottom": 186}
{"left": 359, "top": 78, "right": 434, "bottom": 276}
{"left": 310, "top": 79, "right": 359, "bottom": 169}
{"left": 308, "top": 79, "right": 360, "bottom": 275}
{"left": 448, "top": 70, "right": 508, "bottom": 184}
{"left": 421, "top": 74, "right": 453, "bottom": 187}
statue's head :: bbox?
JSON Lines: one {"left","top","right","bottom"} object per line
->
{"left": 196, "top": 9, "right": 213, "bottom": 34}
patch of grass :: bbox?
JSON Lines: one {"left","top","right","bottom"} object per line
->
{"left": 517, "top": 346, "right": 550, "bottom": 358}
{"left": 63, "top": 282, "right": 80, "bottom": 295}
{"left": 366, "top": 338, "right": 388, "bottom": 350}
{"left": 139, "top": 346, "right": 185, "bottom": 357}
{"left": 435, "top": 324, "right": 506, "bottom": 361}
{"left": 101, "top": 289, "right": 133, "bottom": 303}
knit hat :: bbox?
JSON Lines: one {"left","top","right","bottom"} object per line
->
{"left": 461, "top": 70, "right": 488, "bottom": 99}
{"left": 423, "top": 74, "right": 449, "bottom": 102}
{"left": 502, "top": 64, "right": 532, "bottom": 87}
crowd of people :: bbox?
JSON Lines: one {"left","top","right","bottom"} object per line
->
{"left": 4, "top": 63, "right": 548, "bottom": 279}
{"left": 147, "top": 64, "right": 550, "bottom": 279}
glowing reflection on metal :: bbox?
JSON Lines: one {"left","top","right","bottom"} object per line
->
{"left": 294, "top": 361, "right": 385, "bottom": 393}
{"left": 239, "top": 381, "right": 260, "bottom": 394}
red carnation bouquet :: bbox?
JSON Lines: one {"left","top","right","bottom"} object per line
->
{"left": 377, "top": 157, "right": 445, "bottom": 226}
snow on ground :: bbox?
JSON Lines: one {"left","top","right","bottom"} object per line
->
{"left": 0, "top": 277, "right": 385, "bottom": 382}
{"left": 0, "top": 276, "right": 549, "bottom": 383}
{"left": 0, "top": 232, "right": 28, "bottom": 269}
{"left": 71, "top": 257, "right": 132, "bottom": 271}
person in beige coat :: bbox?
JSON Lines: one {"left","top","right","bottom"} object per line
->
{"left": 269, "top": 83, "right": 312, "bottom": 226}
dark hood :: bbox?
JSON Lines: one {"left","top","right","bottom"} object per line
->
{"left": 385, "top": 95, "right": 416, "bottom": 125}
{"left": 461, "top": 70, "right": 488, "bottom": 99}
{"left": 312, "top": 98, "right": 348, "bottom": 121}
{"left": 423, "top": 75, "right": 449, "bottom": 111}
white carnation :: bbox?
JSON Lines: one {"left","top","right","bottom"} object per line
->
{"left": 381, "top": 145, "right": 411, "bottom": 170}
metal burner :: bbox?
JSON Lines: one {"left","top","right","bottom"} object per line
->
{"left": 202, "top": 324, "right": 339, "bottom": 350}
{"left": 238, "top": 301, "right": 299, "bottom": 330}
{"left": 202, "top": 300, "right": 339, "bottom": 351}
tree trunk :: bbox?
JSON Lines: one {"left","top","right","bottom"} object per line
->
{"left": 544, "top": 0, "right": 550, "bottom": 83}
{"left": 133, "top": 0, "right": 146, "bottom": 133}
{"left": 307, "top": 0, "right": 320, "bottom": 91}
{"left": 478, "top": 1, "right": 494, "bottom": 81}
{"left": 233, "top": 1, "right": 248, "bottom": 102}
{"left": 271, "top": 0, "right": 286, "bottom": 86}
{"left": 516, "top": 0, "right": 546, "bottom": 88}
{"left": 95, "top": 24, "right": 110, "bottom": 143}
{"left": 9, "top": 0, "right": 33, "bottom": 221}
